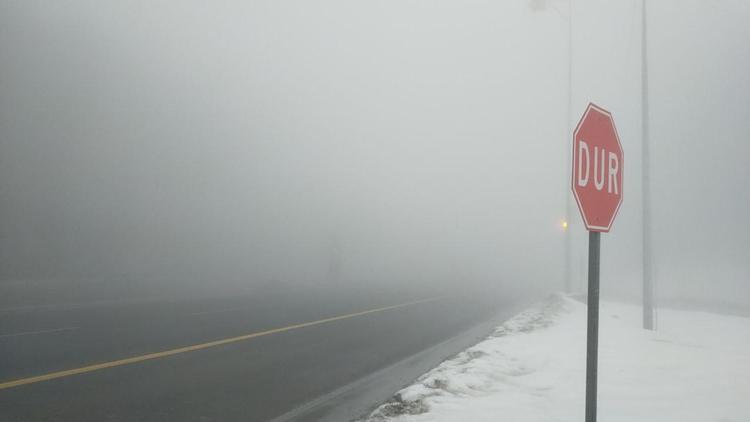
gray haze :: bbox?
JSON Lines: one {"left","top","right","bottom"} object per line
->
{"left": 1, "top": 1, "right": 748, "bottom": 307}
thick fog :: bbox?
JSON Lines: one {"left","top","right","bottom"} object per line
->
{"left": 1, "top": 1, "right": 748, "bottom": 307}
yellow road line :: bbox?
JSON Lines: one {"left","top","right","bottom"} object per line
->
{"left": 0, "top": 296, "right": 441, "bottom": 390}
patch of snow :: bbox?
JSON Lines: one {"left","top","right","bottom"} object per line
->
{"left": 361, "top": 294, "right": 750, "bottom": 422}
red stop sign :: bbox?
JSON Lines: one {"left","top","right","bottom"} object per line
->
{"left": 571, "top": 103, "right": 624, "bottom": 232}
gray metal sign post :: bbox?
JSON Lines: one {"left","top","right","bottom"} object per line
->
{"left": 572, "top": 103, "right": 622, "bottom": 422}
{"left": 585, "top": 231, "right": 600, "bottom": 422}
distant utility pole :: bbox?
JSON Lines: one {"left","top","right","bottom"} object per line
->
{"left": 531, "top": 0, "right": 574, "bottom": 293}
{"left": 641, "top": 0, "right": 655, "bottom": 330}
{"left": 564, "top": 0, "right": 573, "bottom": 294}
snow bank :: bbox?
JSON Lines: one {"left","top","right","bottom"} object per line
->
{"left": 361, "top": 294, "right": 750, "bottom": 422}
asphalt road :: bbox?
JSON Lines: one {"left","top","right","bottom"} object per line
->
{"left": 0, "top": 284, "right": 526, "bottom": 421}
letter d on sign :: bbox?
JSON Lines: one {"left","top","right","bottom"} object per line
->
{"left": 578, "top": 140, "right": 590, "bottom": 187}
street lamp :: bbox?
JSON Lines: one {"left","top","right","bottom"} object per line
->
{"left": 529, "top": 0, "right": 574, "bottom": 294}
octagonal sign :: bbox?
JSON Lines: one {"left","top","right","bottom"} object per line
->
{"left": 571, "top": 103, "right": 624, "bottom": 232}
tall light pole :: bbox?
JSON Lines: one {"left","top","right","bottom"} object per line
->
{"left": 564, "top": 0, "right": 573, "bottom": 294}
{"left": 641, "top": 0, "right": 655, "bottom": 330}
{"left": 529, "top": 0, "right": 574, "bottom": 293}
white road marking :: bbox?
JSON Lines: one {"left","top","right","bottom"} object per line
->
{"left": 0, "top": 326, "right": 80, "bottom": 339}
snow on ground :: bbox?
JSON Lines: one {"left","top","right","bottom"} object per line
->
{"left": 361, "top": 294, "right": 750, "bottom": 422}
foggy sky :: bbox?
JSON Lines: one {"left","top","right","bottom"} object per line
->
{"left": 1, "top": 1, "right": 748, "bottom": 306}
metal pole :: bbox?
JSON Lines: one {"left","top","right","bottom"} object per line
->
{"left": 641, "top": 0, "right": 654, "bottom": 330}
{"left": 585, "top": 231, "right": 600, "bottom": 422}
{"left": 564, "top": 0, "right": 573, "bottom": 293}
